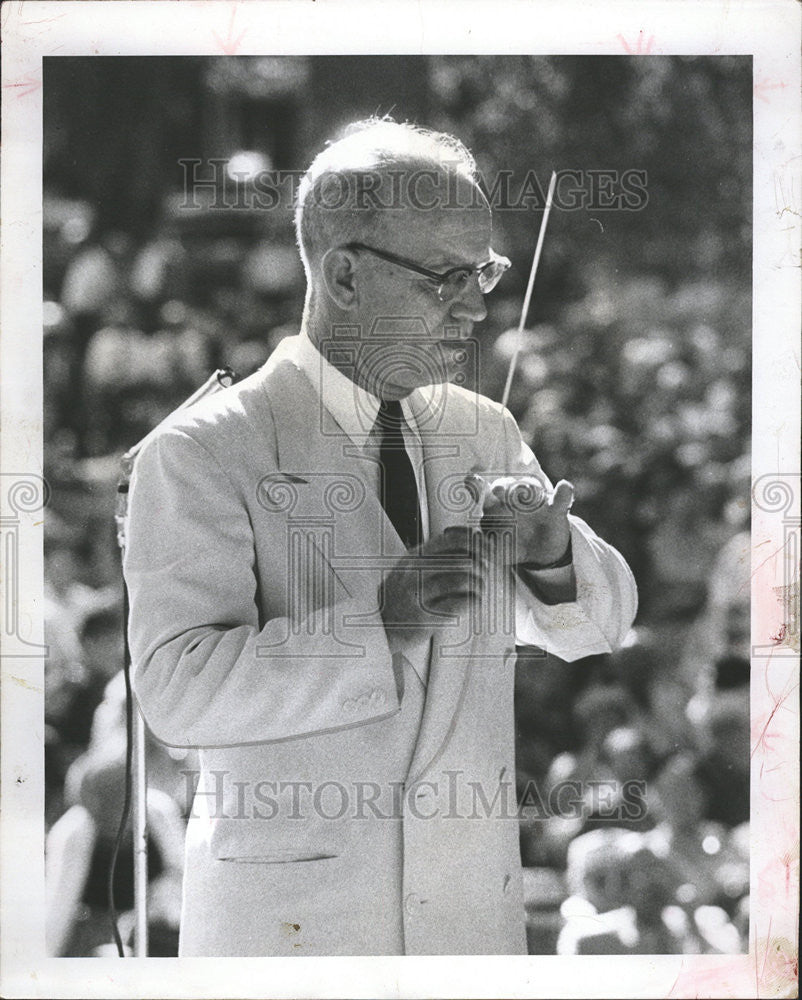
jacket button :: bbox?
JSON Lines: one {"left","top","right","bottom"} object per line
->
{"left": 404, "top": 893, "right": 420, "bottom": 915}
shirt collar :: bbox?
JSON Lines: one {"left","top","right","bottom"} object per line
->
{"left": 294, "top": 331, "right": 432, "bottom": 446}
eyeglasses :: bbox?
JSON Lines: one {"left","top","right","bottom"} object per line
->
{"left": 341, "top": 241, "right": 511, "bottom": 303}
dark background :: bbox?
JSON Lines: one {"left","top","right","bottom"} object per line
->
{"left": 43, "top": 56, "right": 752, "bottom": 957}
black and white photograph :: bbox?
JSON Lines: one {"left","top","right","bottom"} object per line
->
{"left": 1, "top": 3, "right": 799, "bottom": 998}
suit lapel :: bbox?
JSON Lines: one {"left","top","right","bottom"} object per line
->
{"left": 262, "top": 343, "right": 407, "bottom": 588}
{"left": 404, "top": 387, "right": 490, "bottom": 785}
{"left": 261, "top": 353, "right": 502, "bottom": 784}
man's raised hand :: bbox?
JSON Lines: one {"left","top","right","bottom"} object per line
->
{"left": 469, "top": 473, "right": 574, "bottom": 568}
{"left": 379, "top": 527, "right": 489, "bottom": 657}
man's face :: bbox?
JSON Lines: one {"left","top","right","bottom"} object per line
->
{"left": 346, "top": 180, "right": 494, "bottom": 399}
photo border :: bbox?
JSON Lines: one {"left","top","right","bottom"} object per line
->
{"left": 1, "top": 2, "right": 799, "bottom": 997}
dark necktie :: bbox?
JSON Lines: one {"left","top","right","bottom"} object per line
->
{"left": 375, "top": 399, "right": 421, "bottom": 550}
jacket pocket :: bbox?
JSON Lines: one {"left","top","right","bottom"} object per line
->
{"left": 204, "top": 816, "right": 344, "bottom": 865}
{"left": 217, "top": 849, "right": 339, "bottom": 864}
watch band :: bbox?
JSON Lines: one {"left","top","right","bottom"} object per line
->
{"left": 517, "top": 537, "right": 573, "bottom": 572}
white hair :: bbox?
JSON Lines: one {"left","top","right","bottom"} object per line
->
{"left": 294, "top": 117, "right": 483, "bottom": 280}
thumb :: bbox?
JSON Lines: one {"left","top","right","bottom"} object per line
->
{"left": 464, "top": 471, "right": 490, "bottom": 507}
{"left": 551, "top": 479, "right": 575, "bottom": 514}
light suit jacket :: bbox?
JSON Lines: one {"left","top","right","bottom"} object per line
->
{"left": 124, "top": 335, "right": 637, "bottom": 956}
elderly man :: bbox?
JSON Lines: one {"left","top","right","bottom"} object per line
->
{"left": 124, "top": 119, "right": 637, "bottom": 956}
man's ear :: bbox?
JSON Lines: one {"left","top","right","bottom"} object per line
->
{"left": 321, "top": 247, "right": 359, "bottom": 309}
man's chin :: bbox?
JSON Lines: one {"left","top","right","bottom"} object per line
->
{"left": 370, "top": 362, "right": 452, "bottom": 398}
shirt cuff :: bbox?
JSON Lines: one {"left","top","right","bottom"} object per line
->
{"left": 514, "top": 591, "right": 615, "bottom": 660}
{"left": 515, "top": 563, "right": 577, "bottom": 605}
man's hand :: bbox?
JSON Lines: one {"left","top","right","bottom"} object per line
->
{"left": 469, "top": 473, "right": 574, "bottom": 568}
{"left": 379, "top": 527, "right": 489, "bottom": 658}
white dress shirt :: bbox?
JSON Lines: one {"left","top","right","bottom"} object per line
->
{"left": 291, "top": 330, "right": 636, "bottom": 663}
{"left": 293, "top": 330, "right": 433, "bottom": 540}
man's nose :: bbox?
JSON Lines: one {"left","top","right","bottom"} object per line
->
{"left": 449, "top": 278, "right": 487, "bottom": 324}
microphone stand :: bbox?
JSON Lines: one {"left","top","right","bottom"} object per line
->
{"left": 113, "top": 367, "right": 235, "bottom": 958}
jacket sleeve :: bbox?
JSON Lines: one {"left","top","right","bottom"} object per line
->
{"left": 495, "top": 407, "right": 638, "bottom": 660}
{"left": 123, "top": 426, "right": 399, "bottom": 748}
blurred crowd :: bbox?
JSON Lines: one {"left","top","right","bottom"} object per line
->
{"left": 515, "top": 527, "right": 750, "bottom": 953}
{"left": 43, "top": 190, "right": 751, "bottom": 956}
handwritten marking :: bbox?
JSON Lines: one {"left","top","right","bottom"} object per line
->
{"left": 3, "top": 75, "right": 40, "bottom": 98}
{"left": 616, "top": 31, "right": 655, "bottom": 54}
{"left": 22, "top": 17, "right": 67, "bottom": 25}
{"left": 755, "top": 77, "right": 788, "bottom": 104}
{"left": 750, "top": 540, "right": 788, "bottom": 581}
{"left": 761, "top": 917, "right": 773, "bottom": 983}
{"left": 769, "top": 622, "right": 787, "bottom": 644}
{"left": 751, "top": 662, "right": 799, "bottom": 761}
{"left": 213, "top": 5, "right": 247, "bottom": 55}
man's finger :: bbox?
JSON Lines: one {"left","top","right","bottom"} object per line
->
{"left": 431, "top": 527, "right": 488, "bottom": 561}
{"left": 484, "top": 476, "right": 549, "bottom": 513}
{"left": 425, "top": 568, "right": 485, "bottom": 595}
{"left": 551, "top": 479, "right": 575, "bottom": 513}
{"left": 427, "top": 592, "right": 477, "bottom": 613}
{"left": 464, "top": 471, "right": 489, "bottom": 507}
{"left": 439, "top": 526, "right": 484, "bottom": 548}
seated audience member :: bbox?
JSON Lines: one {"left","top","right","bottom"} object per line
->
{"left": 557, "top": 829, "right": 693, "bottom": 954}
{"left": 648, "top": 754, "right": 749, "bottom": 913}
{"left": 46, "top": 678, "right": 186, "bottom": 957}
{"left": 692, "top": 694, "right": 751, "bottom": 829}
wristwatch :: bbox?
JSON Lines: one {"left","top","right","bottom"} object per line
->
{"left": 517, "top": 537, "right": 573, "bottom": 572}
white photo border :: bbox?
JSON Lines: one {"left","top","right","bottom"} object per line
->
{"left": 1, "top": 1, "right": 799, "bottom": 997}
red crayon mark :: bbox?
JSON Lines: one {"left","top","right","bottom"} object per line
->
{"left": 750, "top": 540, "right": 787, "bottom": 581}
{"left": 779, "top": 850, "right": 794, "bottom": 896}
{"left": 770, "top": 622, "right": 787, "bottom": 644}
{"left": 755, "top": 77, "right": 788, "bottom": 103}
{"left": 21, "top": 15, "right": 68, "bottom": 24}
{"left": 760, "top": 917, "right": 773, "bottom": 982}
{"left": 665, "top": 957, "right": 749, "bottom": 998}
{"left": 3, "top": 75, "right": 41, "bottom": 98}
{"left": 759, "top": 933, "right": 799, "bottom": 997}
{"left": 213, "top": 5, "right": 247, "bottom": 55}
{"left": 751, "top": 661, "right": 799, "bottom": 761}
{"left": 617, "top": 31, "right": 655, "bottom": 54}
